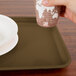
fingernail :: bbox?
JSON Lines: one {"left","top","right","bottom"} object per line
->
{"left": 42, "top": 0, "right": 49, "bottom": 5}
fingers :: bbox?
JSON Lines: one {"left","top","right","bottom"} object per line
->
{"left": 42, "top": 0, "right": 67, "bottom": 6}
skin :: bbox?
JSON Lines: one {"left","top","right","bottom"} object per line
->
{"left": 42, "top": 0, "right": 76, "bottom": 23}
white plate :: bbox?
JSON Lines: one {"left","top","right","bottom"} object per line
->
{"left": 0, "top": 34, "right": 18, "bottom": 56}
{"left": 0, "top": 14, "right": 18, "bottom": 47}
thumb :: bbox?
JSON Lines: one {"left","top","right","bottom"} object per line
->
{"left": 42, "top": 0, "right": 67, "bottom": 6}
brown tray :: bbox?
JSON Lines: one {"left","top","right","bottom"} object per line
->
{"left": 0, "top": 17, "right": 71, "bottom": 70}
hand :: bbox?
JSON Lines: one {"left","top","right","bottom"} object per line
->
{"left": 42, "top": 0, "right": 76, "bottom": 23}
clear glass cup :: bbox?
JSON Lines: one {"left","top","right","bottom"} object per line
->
{"left": 35, "top": 0, "right": 60, "bottom": 28}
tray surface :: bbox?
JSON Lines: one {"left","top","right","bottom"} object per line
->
{"left": 0, "top": 17, "right": 71, "bottom": 70}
